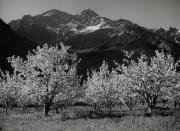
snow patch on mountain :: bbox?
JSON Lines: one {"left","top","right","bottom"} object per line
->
{"left": 43, "top": 12, "right": 54, "bottom": 16}
{"left": 79, "top": 18, "right": 112, "bottom": 33}
{"left": 174, "top": 37, "right": 180, "bottom": 44}
{"left": 70, "top": 27, "right": 79, "bottom": 33}
{"left": 177, "top": 28, "right": 180, "bottom": 33}
{"left": 66, "top": 22, "right": 80, "bottom": 33}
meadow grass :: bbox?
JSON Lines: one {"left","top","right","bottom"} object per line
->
{"left": 0, "top": 105, "right": 180, "bottom": 131}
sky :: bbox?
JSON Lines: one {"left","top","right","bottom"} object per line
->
{"left": 0, "top": 0, "right": 180, "bottom": 28}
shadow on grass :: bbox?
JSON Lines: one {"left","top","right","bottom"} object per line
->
{"left": 1, "top": 106, "right": 177, "bottom": 122}
{"left": 67, "top": 107, "right": 176, "bottom": 121}
{"left": 153, "top": 107, "right": 175, "bottom": 117}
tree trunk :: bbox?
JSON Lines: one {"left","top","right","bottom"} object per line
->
{"left": 93, "top": 104, "right": 101, "bottom": 116}
{"left": 163, "top": 102, "right": 165, "bottom": 106}
{"left": 126, "top": 100, "right": 136, "bottom": 111}
{"left": 147, "top": 103, "right": 153, "bottom": 115}
{"left": 141, "top": 100, "right": 145, "bottom": 106}
{"left": 145, "top": 100, "right": 155, "bottom": 116}
{"left": 147, "top": 106, "right": 152, "bottom": 114}
{"left": 5, "top": 106, "right": 8, "bottom": 115}
{"left": 44, "top": 103, "right": 51, "bottom": 116}
{"left": 22, "top": 106, "right": 26, "bottom": 112}
{"left": 60, "top": 106, "right": 63, "bottom": 111}
{"left": 174, "top": 100, "right": 177, "bottom": 110}
{"left": 55, "top": 107, "right": 59, "bottom": 113}
{"left": 130, "top": 107, "right": 133, "bottom": 111}
{"left": 35, "top": 103, "right": 39, "bottom": 111}
{"left": 35, "top": 106, "right": 38, "bottom": 111}
{"left": 4, "top": 101, "right": 8, "bottom": 115}
{"left": 152, "top": 96, "right": 157, "bottom": 109}
{"left": 108, "top": 106, "right": 112, "bottom": 117}
{"left": 162, "top": 99, "right": 168, "bottom": 106}
{"left": 145, "top": 95, "right": 157, "bottom": 115}
{"left": 147, "top": 99, "right": 156, "bottom": 115}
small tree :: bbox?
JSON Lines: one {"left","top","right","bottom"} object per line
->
{"left": 84, "top": 61, "right": 124, "bottom": 116}
{"left": 0, "top": 70, "right": 21, "bottom": 114}
{"left": 116, "top": 51, "right": 180, "bottom": 113}
{"left": 9, "top": 43, "right": 81, "bottom": 116}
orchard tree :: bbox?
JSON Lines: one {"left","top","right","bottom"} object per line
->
{"left": 0, "top": 70, "right": 22, "bottom": 114}
{"left": 9, "top": 43, "right": 81, "bottom": 116}
{"left": 53, "top": 76, "right": 82, "bottom": 113}
{"left": 116, "top": 51, "right": 180, "bottom": 113}
{"left": 84, "top": 61, "right": 124, "bottom": 116}
{"left": 121, "top": 50, "right": 138, "bottom": 111}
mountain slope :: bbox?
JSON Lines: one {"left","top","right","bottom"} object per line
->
{"left": 0, "top": 19, "right": 37, "bottom": 70}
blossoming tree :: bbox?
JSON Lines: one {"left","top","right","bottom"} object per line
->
{"left": 116, "top": 51, "right": 180, "bottom": 113}
{"left": 0, "top": 70, "right": 22, "bottom": 114}
{"left": 8, "top": 43, "right": 81, "bottom": 116}
{"left": 84, "top": 61, "right": 124, "bottom": 116}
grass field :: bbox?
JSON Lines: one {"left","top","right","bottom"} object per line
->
{"left": 0, "top": 104, "right": 180, "bottom": 131}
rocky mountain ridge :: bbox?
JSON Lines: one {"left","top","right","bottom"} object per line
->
{"left": 9, "top": 9, "right": 180, "bottom": 54}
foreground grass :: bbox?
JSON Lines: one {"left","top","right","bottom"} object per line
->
{"left": 0, "top": 106, "right": 180, "bottom": 131}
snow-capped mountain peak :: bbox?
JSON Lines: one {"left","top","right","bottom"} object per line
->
{"left": 80, "top": 8, "right": 99, "bottom": 18}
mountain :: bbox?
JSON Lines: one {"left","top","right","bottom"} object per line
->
{"left": 5, "top": 9, "right": 180, "bottom": 75}
{"left": 9, "top": 9, "right": 113, "bottom": 44}
{"left": 0, "top": 19, "right": 37, "bottom": 71}
{"left": 9, "top": 9, "right": 180, "bottom": 51}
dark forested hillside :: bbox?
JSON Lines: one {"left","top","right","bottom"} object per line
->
{"left": 0, "top": 19, "right": 37, "bottom": 70}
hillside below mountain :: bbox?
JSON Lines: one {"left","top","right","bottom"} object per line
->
{"left": 0, "top": 19, "right": 37, "bottom": 71}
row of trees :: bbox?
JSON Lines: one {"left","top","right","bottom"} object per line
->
{"left": 0, "top": 43, "right": 180, "bottom": 116}
{"left": 85, "top": 51, "right": 180, "bottom": 115}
